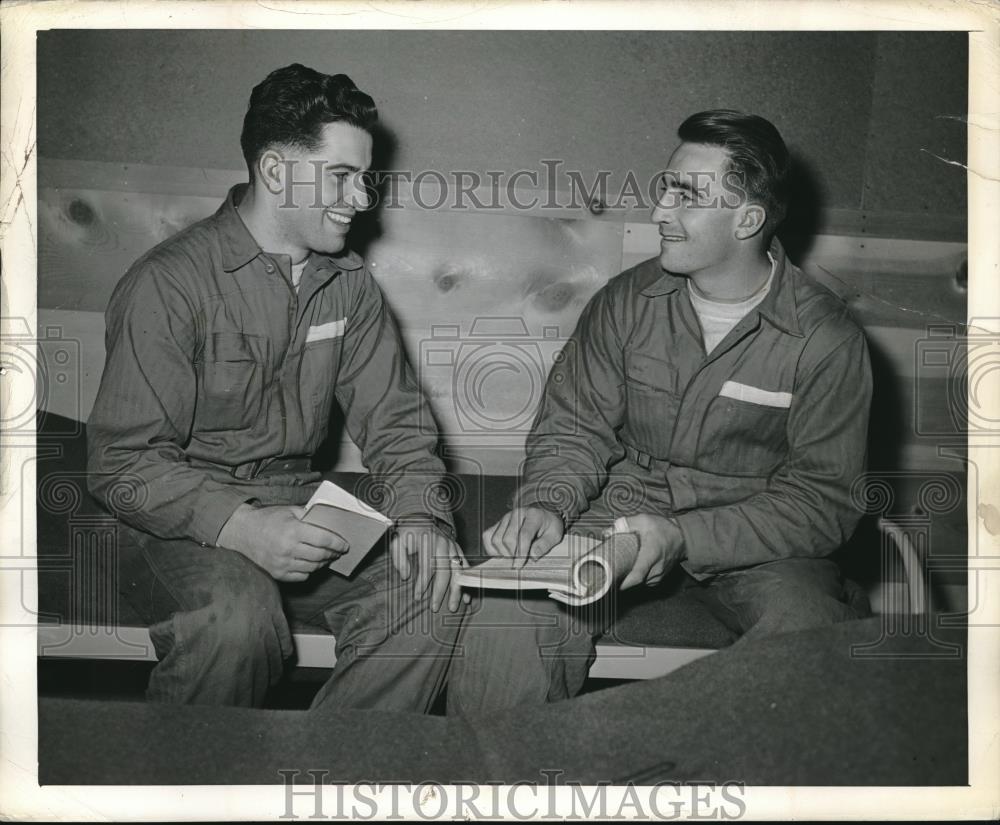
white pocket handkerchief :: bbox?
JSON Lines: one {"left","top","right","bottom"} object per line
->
{"left": 305, "top": 318, "right": 347, "bottom": 343}
{"left": 719, "top": 380, "right": 792, "bottom": 408}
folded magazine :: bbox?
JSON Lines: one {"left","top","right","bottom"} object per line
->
{"left": 457, "top": 532, "right": 640, "bottom": 606}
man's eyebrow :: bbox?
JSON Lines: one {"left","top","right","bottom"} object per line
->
{"left": 324, "top": 163, "right": 363, "bottom": 172}
{"left": 662, "top": 173, "right": 695, "bottom": 193}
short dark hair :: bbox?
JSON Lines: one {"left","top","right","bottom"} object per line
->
{"left": 678, "top": 110, "right": 791, "bottom": 234}
{"left": 240, "top": 63, "right": 378, "bottom": 178}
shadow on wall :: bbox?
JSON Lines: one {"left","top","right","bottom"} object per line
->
{"left": 778, "top": 151, "right": 825, "bottom": 267}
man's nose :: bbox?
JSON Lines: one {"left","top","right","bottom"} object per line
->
{"left": 651, "top": 197, "right": 676, "bottom": 224}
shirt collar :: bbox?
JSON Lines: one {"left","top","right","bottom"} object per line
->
{"left": 640, "top": 237, "right": 802, "bottom": 337}
{"left": 217, "top": 184, "right": 263, "bottom": 272}
{"left": 217, "top": 184, "right": 364, "bottom": 274}
{"left": 754, "top": 239, "right": 802, "bottom": 337}
{"left": 315, "top": 247, "right": 364, "bottom": 273}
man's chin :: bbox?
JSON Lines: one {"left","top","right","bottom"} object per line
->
{"left": 658, "top": 251, "right": 689, "bottom": 275}
{"left": 315, "top": 239, "right": 348, "bottom": 257}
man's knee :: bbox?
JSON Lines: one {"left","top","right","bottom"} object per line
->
{"left": 717, "top": 558, "right": 861, "bottom": 639}
{"left": 448, "top": 593, "right": 595, "bottom": 714}
{"left": 462, "top": 590, "right": 590, "bottom": 646}
{"left": 757, "top": 587, "right": 856, "bottom": 632}
{"left": 146, "top": 560, "right": 290, "bottom": 705}
{"left": 198, "top": 561, "right": 288, "bottom": 655}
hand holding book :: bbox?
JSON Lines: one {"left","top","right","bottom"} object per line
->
{"left": 217, "top": 502, "right": 351, "bottom": 582}
{"left": 300, "top": 481, "right": 394, "bottom": 576}
{"left": 609, "top": 514, "right": 685, "bottom": 589}
{"left": 300, "top": 482, "right": 467, "bottom": 612}
{"left": 456, "top": 531, "right": 640, "bottom": 606}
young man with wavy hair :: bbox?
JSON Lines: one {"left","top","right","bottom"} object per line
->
{"left": 88, "top": 64, "right": 466, "bottom": 709}
{"left": 449, "top": 110, "right": 873, "bottom": 712}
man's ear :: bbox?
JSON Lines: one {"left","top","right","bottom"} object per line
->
{"left": 256, "top": 149, "right": 286, "bottom": 195}
{"left": 735, "top": 204, "right": 767, "bottom": 240}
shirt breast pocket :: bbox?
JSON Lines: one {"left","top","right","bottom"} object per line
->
{"left": 623, "top": 352, "right": 679, "bottom": 459}
{"left": 300, "top": 335, "right": 345, "bottom": 423}
{"left": 196, "top": 332, "right": 268, "bottom": 432}
{"left": 698, "top": 395, "right": 790, "bottom": 476}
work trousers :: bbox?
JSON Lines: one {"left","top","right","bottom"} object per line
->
{"left": 448, "top": 548, "right": 869, "bottom": 715}
{"left": 117, "top": 523, "right": 466, "bottom": 711}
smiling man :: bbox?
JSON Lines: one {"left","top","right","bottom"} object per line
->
{"left": 449, "top": 110, "right": 873, "bottom": 712}
{"left": 87, "top": 64, "right": 466, "bottom": 709}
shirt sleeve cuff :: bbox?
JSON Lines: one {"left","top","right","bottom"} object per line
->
{"left": 394, "top": 512, "right": 457, "bottom": 541}
{"left": 672, "top": 510, "right": 732, "bottom": 577}
{"left": 190, "top": 487, "right": 260, "bottom": 547}
{"left": 385, "top": 485, "right": 455, "bottom": 530}
{"left": 515, "top": 499, "right": 573, "bottom": 531}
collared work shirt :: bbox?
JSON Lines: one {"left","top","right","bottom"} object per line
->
{"left": 88, "top": 185, "right": 450, "bottom": 546}
{"left": 515, "top": 240, "right": 873, "bottom": 577}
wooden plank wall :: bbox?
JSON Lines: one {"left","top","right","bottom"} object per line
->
{"left": 37, "top": 160, "right": 967, "bottom": 476}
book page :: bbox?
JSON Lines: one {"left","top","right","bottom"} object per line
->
{"left": 301, "top": 481, "right": 394, "bottom": 576}
{"left": 304, "top": 480, "right": 393, "bottom": 525}
{"left": 456, "top": 533, "right": 602, "bottom": 596}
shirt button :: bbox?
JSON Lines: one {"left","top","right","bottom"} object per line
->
{"left": 265, "top": 264, "right": 275, "bottom": 274}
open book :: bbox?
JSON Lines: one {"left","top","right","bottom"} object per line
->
{"left": 300, "top": 480, "right": 394, "bottom": 576}
{"left": 456, "top": 532, "right": 640, "bottom": 606}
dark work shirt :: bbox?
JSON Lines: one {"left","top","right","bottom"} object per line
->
{"left": 88, "top": 185, "right": 451, "bottom": 546}
{"left": 515, "top": 239, "right": 873, "bottom": 577}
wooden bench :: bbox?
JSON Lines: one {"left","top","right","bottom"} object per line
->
{"left": 36, "top": 624, "right": 717, "bottom": 680}
{"left": 34, "top": 520, "right": 929, "bottom": 680}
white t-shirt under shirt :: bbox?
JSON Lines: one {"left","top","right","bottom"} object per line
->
{"left": 687, "top": 254, "right": 777, "bottom": 355}
{"left": 291, "top": 260, "right": 307, "bottom": 292}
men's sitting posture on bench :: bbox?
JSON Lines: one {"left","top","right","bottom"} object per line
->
{"left": 87, "top": 64, "right": 467, "bottom": 709}
{"left": 449, "top": 111, "right": 873, "bottom": 712}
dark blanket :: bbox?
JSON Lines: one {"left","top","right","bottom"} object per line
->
{"left": 39, "top": 617, "right": 966, "bottom": 786}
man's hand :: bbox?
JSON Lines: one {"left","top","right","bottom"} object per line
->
{"left": 606, "top": 514, "right": 685, "bottom": 590}
{"left": 390, "top": 520, "right": 469, "bottom": 613}
{"left": 216, "top": 503, "right": 349, "bottom": 582}
{"left": 482, "top": 506, "right": 564, "bottom": 565}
